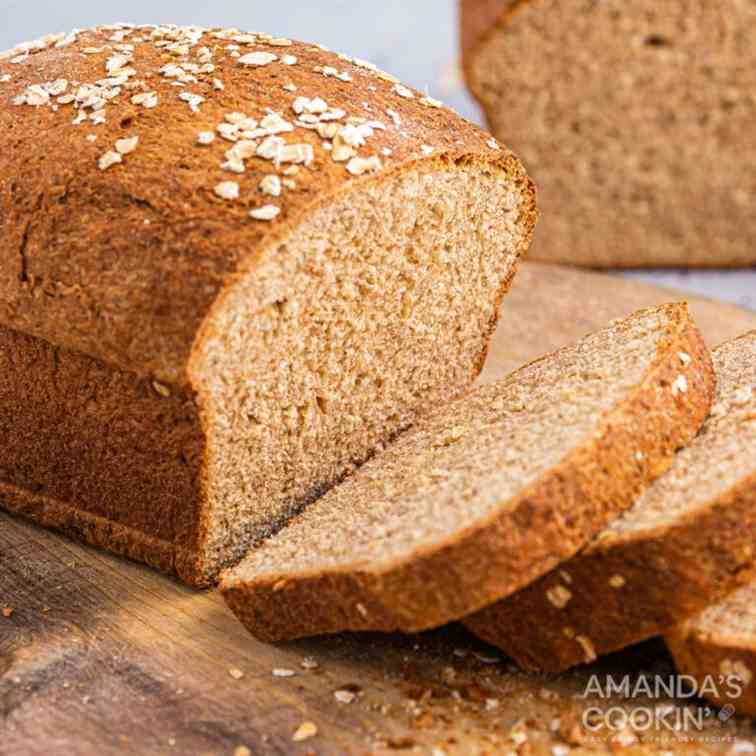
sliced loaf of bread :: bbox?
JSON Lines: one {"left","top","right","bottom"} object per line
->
{"left": 221, "top": 303, "right": 714, "bottom": 642}
{"left": 461, "top": 0, "right": 756, "bottom": 267}
{"left": 465, "top": 331, "right": 756, "bottom": 673}
{"left": 0, "top": 25, "right": 536, "bottom": 586}
{"left": 667, "top": 582, "right": 756, "bottom": 717}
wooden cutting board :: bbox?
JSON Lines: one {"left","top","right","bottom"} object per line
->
{"left": 2, "top": 263, "right": 755, "bottom": 756}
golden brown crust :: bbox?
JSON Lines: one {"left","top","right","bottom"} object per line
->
{"left": 466, "top": 471, "right": 756, "bottom": 673}
{"left": 221, "top": 304, "right": 715, "bottom": 642}
{"left": 0, "top": 323, "right": 208, "bottom": 585}
{"left": 0, "top": 25, "right": 536, "bottom": 586}
{"left": 0, "top": 25, "right": 531, "bottom": 386}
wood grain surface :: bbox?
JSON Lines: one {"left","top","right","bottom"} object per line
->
{"left": 481, "top": 262, "right": 756, "bottom": 383}
{"left": 3, "top": 263, "right": 756, "bottom": 756}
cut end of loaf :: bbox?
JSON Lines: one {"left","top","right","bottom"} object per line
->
{"left": 190, "top": 158, "right": 535, "bottom": 582}
{"left": 221, "top": 302, "right": 714, "bottom": 642}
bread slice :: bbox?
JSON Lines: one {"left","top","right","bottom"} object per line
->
{"left": 667, "top": 582, "right": 756, "bottom": 717}
{"left": 465, "top": 331, "right": 756, "bottom": 673}
{"left": 0, "top": 25, "right": 536, "bottom": 585}
{"left": 461, "top": 0, "right": 756, "bottom": 267}
{"left": 221, "top": 303, "right": 714, "bottom": 642}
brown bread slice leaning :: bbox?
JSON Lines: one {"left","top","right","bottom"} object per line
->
{"left": 221, "top": 303, "right": 714, "bottom": 642}
{"left": 0, "top": 25, "right": 536, "bottom": 586}
{"left": 460, "top": 0, "right": 756, "bottom": 267}
{"left": 465, "top": 331, "right": 756, "bottom": 673}
{"left": 667, "top": 582, "right": 756, "bottom": 718}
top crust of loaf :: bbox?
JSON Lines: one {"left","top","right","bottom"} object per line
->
{"left": 0, "top": 24, "right": 534, "bottom": 385}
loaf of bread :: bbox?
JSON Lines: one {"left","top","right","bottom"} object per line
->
{"left": 0, "top": 24, "right": 536, "bottom": 585}
{"left": 221, "top": 303, "right": 714, "bottom": 642}
{"left": 465, "top": 330, "right": 756, "bottom": 672}
{"left": 667, "top": 582, "right": 756, "bottom": 717}
{"left": 461, "top": 0, "right": 756, "bottom": 267}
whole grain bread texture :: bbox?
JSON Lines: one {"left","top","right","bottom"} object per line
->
{"left": 0, "top": 24, "right": 536, "bottom": 586}
{"left": 221, "top": 303, "right": 714, "bottom": 642}
{"left": 667, "top": 582, "right": 756, "bottom": 718}
{"left": 465, "top": 331, "right": 756, "bottom": 673}
{"left": 461, "top": 0, "right": 756, "bottom": 267}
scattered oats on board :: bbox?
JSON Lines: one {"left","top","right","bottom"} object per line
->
{"left": 214, "top": 181, "right": 240, "bottom": 200}
{"left": 292, "top": 721, "right": 317, "bottom": 742}
{"left": 250, "top": 205, "right": 281, "bottom": 221}
{"left": 228, "top": 667, "right": 244, "bottom": 680}
{"left": 197, "top": 131, "right": 215, "bottom": 145}
{"left": 334, "top": 689, "right": 356, "bottom": 704}
{"left": 301, "top": 657, "right": 319, "bottom": 670}
{"left": 272, "top": 667, "right": 296, "bottom": 678}
{"left": 614, "top": 729, "right": 638, "bottom": 747}
{"left": 732, "top": 741, "right": 756, "bottom": 754}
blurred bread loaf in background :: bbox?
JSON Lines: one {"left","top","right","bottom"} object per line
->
{"left": 461, "top": 0, "right": 756, "bottom": 268}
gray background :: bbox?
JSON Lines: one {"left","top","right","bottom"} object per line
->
{"left": 2, "top": 0, "right": 754, "bottom": 310}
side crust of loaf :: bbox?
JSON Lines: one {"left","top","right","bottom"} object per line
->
{"left": 221, "top": 304, "right": 715, "bottom": 642}
{"left": 0, "top": 323, "right": 206, "bottom": 582}
{"left": 667, "top": 588, "right": 756, "bottom": 717}
{"left": 465, "top": 470, "right": 756, "bottom": 673}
